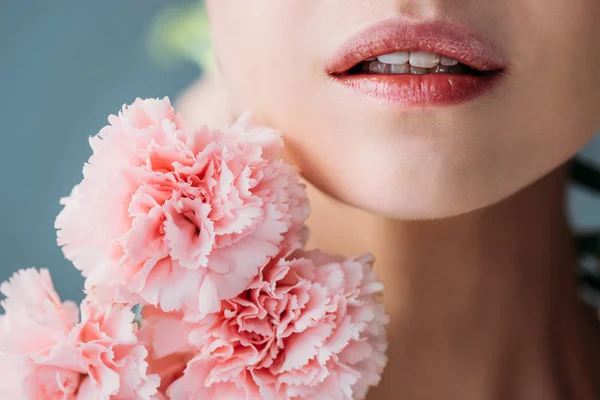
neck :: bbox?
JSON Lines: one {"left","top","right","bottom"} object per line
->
{"left": 305, "top": 166, "right": 600, "bottom": 400}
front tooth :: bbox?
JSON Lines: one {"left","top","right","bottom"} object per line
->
{"left": 376, "top": 52, "right": 410, "bottom": 64}
{"left": 410, "top": 66, "right": 429, "bottom": 75}
{"left": 390, "top": 63, "right": 410, "bottom": 73}
{"left": 409, "top": 51, "right": 441, "bottom": 68}
{"left": 433, "top": 65, "right": 450, "bottom": 73}
{"left": 440, "top": 56, "right": 459, "bottom": 66}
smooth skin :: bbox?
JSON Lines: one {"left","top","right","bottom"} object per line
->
{"left": 178, "top": 1, "right": 600, "bottom": 398}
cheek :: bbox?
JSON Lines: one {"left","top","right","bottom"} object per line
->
{"left": 500, "top": 0, "right": 600, "bottom": 137}
{"left": 512, "top": 2, "right": 600, "bottom": 190}
{"left": 206, "top": 3, "right": 268, "bottom": 74}
{"left": 207, "top": 2, "right": 313, "bottom": 115}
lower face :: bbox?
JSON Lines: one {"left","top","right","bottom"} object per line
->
{"left": 206, "top": 1, "right": 600, "bottom": 219}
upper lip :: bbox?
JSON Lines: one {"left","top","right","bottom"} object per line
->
{"left": 326, "top": 18, "right": 507, "bottom": 74}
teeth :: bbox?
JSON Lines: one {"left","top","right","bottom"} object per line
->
{"left": 371, "top": 51, "right": 461, "bottom": 68}
{"left": 409, "top": 66, "right": 429, "bottom": 75}
{"left": 367, "top": 61, "right": 390, "bottom": 74}
{"left": 409, "top": 51, "right": 441, "bottom": 68}
{"left": 361, "top": 59, "right": 470, "bottom": 75}
{"left": 432, "top": 65, "right": 450, "bottom": 74}
{"left": 390, "top": 63, "right": 410, "bottom": 73}
{"left": 376, "top": 51, "right": 410, "bottom": 65}
{"left": 440, "top": 56, "right": 458, "bottom": 66}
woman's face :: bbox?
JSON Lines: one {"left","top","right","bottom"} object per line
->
{"left": 206, "top": 1, "right": 600, "bottom": 219}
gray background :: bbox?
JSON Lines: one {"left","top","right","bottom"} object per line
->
{"left": 0, "top": 0, "right": 197, "bottom": 301}
{"left": 0, "top": 1, "right": 599, "bottom": 302}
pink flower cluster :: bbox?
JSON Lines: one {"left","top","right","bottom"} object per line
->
{"left": 0, "top": 269, "right": 159, "bottom": 399}
{"left": 55, "top": 99, "right": 308, "bottom": 318}
{"left": 143, "top": 251, "right": 388, "bottom": 400}
{"left": 1, "top": 98, "right": 387, "bottom": 399}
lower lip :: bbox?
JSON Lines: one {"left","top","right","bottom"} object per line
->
{"left": 331, "top": 72, "right": 503, "bottom": 107}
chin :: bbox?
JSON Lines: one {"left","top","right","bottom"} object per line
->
{"left": 298, "top": 146, "right": 556, "bottom": 221}
{"left": 315, "top": 180, "right": 500, "bottom": 221}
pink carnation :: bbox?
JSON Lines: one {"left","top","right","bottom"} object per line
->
{"left": 55, "top": 98, "right": 309, "bottom": 318}
{"left": 143, "top": 251, "right": 388, "bottom": 400}
{"left": 137, "top": 307, "right": 197, "bottom": 396}
{"left": 0, "top": 269, "right": 159, "bottom": 399}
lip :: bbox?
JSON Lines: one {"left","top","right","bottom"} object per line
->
{"left": 326, "top": 18, "right": 508, "bottom": 107}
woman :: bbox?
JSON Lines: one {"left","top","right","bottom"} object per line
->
{"left": 177, "top": 2, "right": 600, "bottom": 399}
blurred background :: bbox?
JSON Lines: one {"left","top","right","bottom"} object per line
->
{"left": 1, "top": 0, "right": 599, "bottom": 302}
{"left": 0, "top": 0, "right": 205, "bottom": 301}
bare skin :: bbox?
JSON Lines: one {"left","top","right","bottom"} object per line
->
{"left": 306, "top": 167, "right": 600, "bottom": 400}
{"left": 178, "top": 79, "right": 600, "bottom": 399}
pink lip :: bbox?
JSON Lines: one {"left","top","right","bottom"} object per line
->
{"left": 326, "top": 18, "right": 508, "bottom": 107}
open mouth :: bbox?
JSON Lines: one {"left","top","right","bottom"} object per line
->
{"left": 325, "top": 19, "right": 508, "bottom": 106}
{"left": 343, "top": 51, "right": 498, "bottom": 77}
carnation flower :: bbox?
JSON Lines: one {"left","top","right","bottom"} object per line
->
{"left": 46, "top": 96, "right": 388, "bottom": 398}
{"left": 0, "top": 268, "right": 159, "bottom": 399}
{"left": 137, "top": 306, "right": 197, "bottom": 396}
{"left": 143, "top": 250, "right": 388, "bottom": 400}
{"left": 55, "top": 98, "right": 309, "bottom": 318}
